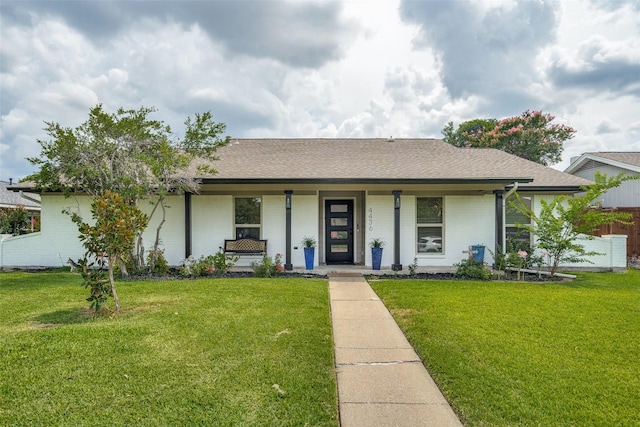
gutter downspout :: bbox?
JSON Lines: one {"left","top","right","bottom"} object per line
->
{"left": 184, "top": 193, "right": 192, "bottom": 259}
{"left": 391, "top": 190, "right": 402, "bottom": 271}
{"left": 284, "top": 190, "right": 293, "bottom": 271}
{"left": 494, "top": 190, "right": 504, "bottom": 264}
{"left": 504, "top": 182, "right": 519, "bottom": 200}
{"left": 499, "top": 182, "right": 519, "bottom": 255}
{"left": 0, "top": 234, "right": 4, "bottom": 269}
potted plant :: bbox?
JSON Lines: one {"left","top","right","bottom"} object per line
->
{"left": 369, "top": 238, "right": 385, "bottom": 270}
{"left": 301, "top": 236, "right": 316, "bottom": 270}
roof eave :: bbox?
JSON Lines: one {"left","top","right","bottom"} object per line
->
{"left": 511, "top": 185, "right": 585, "bottom": 193}
{"left": 199, "top": 177, "right": 535, "bottom": 185}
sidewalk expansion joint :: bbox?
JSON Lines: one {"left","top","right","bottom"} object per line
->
{"left": 342, "top": 401, "right": 450, "bottom": 406}
{"left": 337, "top": 360, "right": 421, "bottom": 367}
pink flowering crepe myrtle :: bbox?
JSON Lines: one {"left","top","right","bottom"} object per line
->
{"left": 452, "top": 109, "right": 576, "bottom": 166}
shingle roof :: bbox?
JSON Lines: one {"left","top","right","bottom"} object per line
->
{"left": 0, "top": 181, "right": 41, "bottom": 209}
{"left": 197, "top": 138, "right": 591, "bottom": 188}
{"left": 589, "top": 152, "right": 640, "bottom": 168}
{"left": 10, "top": 138, "right": 592, "bottom": 191}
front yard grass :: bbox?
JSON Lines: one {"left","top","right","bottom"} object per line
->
{"left": 370, "top": 270, "right": 640, "bottom": 426}
{"left": 0, "top": 272, "right": 338, "bottom": 426}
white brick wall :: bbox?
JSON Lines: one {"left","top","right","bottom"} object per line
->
{"left": 444, "top": 195, "right": 495, "bottom": 265}
{"left": 140, "top": 196, "right": 185, "bottom": 265}
{"left": 0, "top": 195, "right": 88, "bottom": 268}
{"left": 291, "top": 195, "right": 319, "bottom": 268}
{"left": 191, "top": 195, "right": 233, "bottom": 258}
{"left": 0, "top": 192, "right": 629, "bottom": 271}
{"left": 0, "top": 194, "right": 189, "bottom": 268}
{"left": 262, "top": 195, "right": 286, "bottom": 263}
{"left": 397, "top": 194, "right": 496, "bottom": 268}
{"left": 365, "top": 195, "right": 395, "bottom": 268}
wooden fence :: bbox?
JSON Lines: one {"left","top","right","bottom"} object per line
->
{"left": 591, "top": 207, "right": 640, "bottom": 259}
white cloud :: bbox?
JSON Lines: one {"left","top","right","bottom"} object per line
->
{"left": 595, "top": 118, "right": 620, "bottom": 135}
{"left": 0, "top": 0, "right": 639, "bottom": 180}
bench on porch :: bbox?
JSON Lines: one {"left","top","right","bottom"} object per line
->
{"left": 222, "top": 238, "right": 268, "bottom": 256}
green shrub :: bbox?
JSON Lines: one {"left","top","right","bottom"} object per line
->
{"left": 492, "top": 244, "right": 545, "bottom": 278}
{"left": 179, "top": 252, "right": 240, "bottom": 277}
{"left": 180, "top": 255, "right": 215, "bottom": 277}
{"left": 147, "top": 249, "right": 170, "bottom": 275}
{"left": 77, "top": 258, "right": 110, "bottom": 311}
{"left": 454, "top": 258, "right": 491, "bottom": 280}
{"left": 0, "top": 205, "right": 30, "bottom": 235}
{"left": 252, "top": 254, "right": 284, "bottom": 278}
{"left": 211, "top": 251, "right": 239, "bottom": 275}
{"left": 408, "top": 258, "right": 418, "bottom": 278}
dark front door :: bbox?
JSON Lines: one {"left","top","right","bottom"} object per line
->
{"left": 325, "top": 200, "right": 354, "bottom": 264}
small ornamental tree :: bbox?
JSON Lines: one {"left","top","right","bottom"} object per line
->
{"left": 68, "top": 191, "right": 148, "bottom": 311}
{"left": 510, "top": 172, "right": 635, "bottom": 276}
{"left": 443, "top": 110, "right": 575, "bottom": 166}
{"left": 27, "top": 104, "right": 229, "bottom": 274}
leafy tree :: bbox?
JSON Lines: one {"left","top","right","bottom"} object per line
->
{"left": 442, "top": 118, "right": 497, "bottom": 148}
{"left": 27, "top": 104, "right": 229, "bottom": 273}
{"left": 0, "top": 205, "right": 30, "bottom": 235}
{"left": 68, "top": 191, "right": 148, "bottom": 311}
{"left": 510, "top": 172, "right": 635, "bottom": 276}
{"left": 442, "top": 110, "right": 575, "bottom": 166}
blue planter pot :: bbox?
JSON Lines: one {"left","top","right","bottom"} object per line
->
{"left": 371, "top": 247, "right": 383, "bottom": 270}
{"left": 304, "top": 247, "right": 315, "bottom": 270}
{"left": 471, "top": 245, "right": 485, "bottom": 263}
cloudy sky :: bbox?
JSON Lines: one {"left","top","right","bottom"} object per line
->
{"left": 2, "top": 0, "right": 640, "bottom": 181}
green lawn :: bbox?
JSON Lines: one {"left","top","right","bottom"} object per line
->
{"left": 370, "top": 270, "right": 640, "bottom": 426}
{"left": 0, "top": 272, "right": 338, "bottom": 426}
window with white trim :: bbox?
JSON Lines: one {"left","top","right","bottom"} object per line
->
{"left": 505, "top": 196, "right": 531, "bottom": 251}
{"left": 416, "top": 197, "right": 443, "bottom": 254}
{"left": 234, "top": 197, "right": 261, "bottom": 239}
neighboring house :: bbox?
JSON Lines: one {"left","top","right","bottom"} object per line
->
{"left": 565, "top": 152, "right": 640, "bottom": 206}
{"left": 1, "top": 139, "right": 627, "bottom": 270}
{"left": 0, "top": 179, "right": 41, "bottom": 234}
{"left": 565, "top": 152, "right": 640, "bottom": 258}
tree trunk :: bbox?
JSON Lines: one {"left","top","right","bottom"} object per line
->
{"left": 149, "top": 198, "right": 167, "bottom": 273}
{"left": 108, "top": 259, "right": 120, "bottom": 312}
{"left": 117, "top": 258, "right": 129, "bottom": 277}
{"left": 136, "top": 234, "right": 145, "bottom": 270}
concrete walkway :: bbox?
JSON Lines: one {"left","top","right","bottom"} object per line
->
{"left": 329, "top": 273, "right": 462, "bottom": 427}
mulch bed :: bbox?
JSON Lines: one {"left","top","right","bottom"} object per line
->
{"left": 368, "top": 271, "right": 566, "bottom": 282}
{"left": 15, "top": 267, "right": 567, "bottom": 282}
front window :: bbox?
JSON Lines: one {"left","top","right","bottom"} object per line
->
{"left": 235, "top": 197, "right": 261, "bottom": 239}
{"left": 417, "top": 197, "right": 443, "bottom": 253}
{"left": 506, "top": 196, "right": 531, "bottom": 251}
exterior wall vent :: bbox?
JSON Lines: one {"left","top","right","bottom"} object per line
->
{"left": 576, "top": 159, "right": 607, "bottom": 173}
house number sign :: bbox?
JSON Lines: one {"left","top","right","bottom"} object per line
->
{"left": 368, "top": 207, "right": 374, "bottom": 231}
